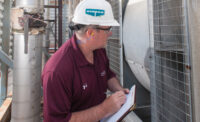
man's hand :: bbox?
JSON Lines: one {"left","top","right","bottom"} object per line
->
{"left": 100, "top": 91, "right": 126, "bottom": 117}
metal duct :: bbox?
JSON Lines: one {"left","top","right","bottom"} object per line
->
{"left": 11, "top": 33, "right": 43, "bottom": 122}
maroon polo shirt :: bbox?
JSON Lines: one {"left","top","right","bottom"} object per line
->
{"left": 42, "top": 34, "right": 115, "bottom": 122}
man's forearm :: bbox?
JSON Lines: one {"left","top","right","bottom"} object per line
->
{"left": 69, "top": 104, "right": 107, "bottom": 122}
{"left": 107, "top": 77, "right": 124, "bottom": 92}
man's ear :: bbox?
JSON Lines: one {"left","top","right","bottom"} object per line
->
{"left": 86, "top": 28, "right": 94, "bottom": 37}
{"left": 86, "top": 29, "right": 95, "bottom": 41}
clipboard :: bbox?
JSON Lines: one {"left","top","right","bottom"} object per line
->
{"left": 101, "top": 85, "right": 136, "bottom": 122}
{"left": 117, "top": 104, "right": 136, "bottom": 122}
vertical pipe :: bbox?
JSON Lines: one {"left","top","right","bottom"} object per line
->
{"left": 119, "top": 0, "right": 123, "bottom": 86}
{"left": 12, "top": 0, "right": 44, "bottom": 121}
{"left": 54, "top": 0, "right": 57, "bottom": 52}
{"left": 11, "top": 33, "right": 43, "bottom": 122}
{"left": 58, "top": 0, "right": 62, "bottom": 47}
{"left": 68, "top": 0, "right": 73, "bottom": 22}
{"left": 43, "top": 0, "right": 50, "bottom": 68}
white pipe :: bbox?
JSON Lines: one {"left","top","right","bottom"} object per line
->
{"left": 11, "top": 33, "right": 43, "bottom": 122}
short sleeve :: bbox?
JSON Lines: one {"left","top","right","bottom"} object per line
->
{"left": 42, "top": 71, "right": 72, "bottom": 122}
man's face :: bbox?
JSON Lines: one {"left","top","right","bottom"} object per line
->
{"left": 91, "top": 26, "right": 112, "bottom": 49}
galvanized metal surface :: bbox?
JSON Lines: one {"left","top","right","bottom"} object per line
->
{"left": 187, "top": 0, "right": 200, "bottom": 122}
{"left": 11, "top": 33, "right": 42, "bottom": 122}
{"left": 107, "top": 0, "right": 123, "bottom": 84}
{"left": 150, "top": 0, "right": 193, "bottom": 122}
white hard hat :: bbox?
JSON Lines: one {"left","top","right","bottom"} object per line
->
{"left": 72, "top": 0, "right": 119, "bottom": 26}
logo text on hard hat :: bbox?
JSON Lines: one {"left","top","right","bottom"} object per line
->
{"left": 85, "top": 9, "right": 105, "bottom": 17}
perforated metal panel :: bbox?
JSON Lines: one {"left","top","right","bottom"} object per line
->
{"left": 149, "top": 0, "right": 192, "bottom": 122}
{"left": 107, "top": 0, "right": 123, "bottom": 84}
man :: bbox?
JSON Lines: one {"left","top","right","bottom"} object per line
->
{"left": 42, "top": 0, "right": 129, "bottom": 121}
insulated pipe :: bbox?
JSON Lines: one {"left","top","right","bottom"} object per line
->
{"left": 11, "top": 33, "right": 43, "bottom": 122}
{"left": 123, "top": 0, "right": 150, "bottom": 91}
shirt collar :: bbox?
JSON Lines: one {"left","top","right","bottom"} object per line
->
{"left": 71, "top": 34, "right": 91, "bottom": 67}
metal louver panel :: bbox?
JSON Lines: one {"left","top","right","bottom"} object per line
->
{"left": 107, "top": 0, "right": 123, "bottom": 84}
{"left": 149, "top": 0, "right": 192, "bottom": 122}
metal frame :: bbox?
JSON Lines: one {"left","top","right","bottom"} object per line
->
{"left": 186, "top": 0, "right": 200, "bottom": 122}
{"left": 183, "top": 0, "right": 193, "bottom": 121}
{"left": 0, "top": 50, "right": 13, "bottom": 69}
{"left": 119, "top": 0, "right": 123, "bottom": 86}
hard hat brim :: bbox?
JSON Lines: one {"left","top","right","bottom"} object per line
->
{"left": 99, "top": 20, "right": 120, "bottom": 26}
{"left": 72, "top": 18, "right": 120, "bottom": 27}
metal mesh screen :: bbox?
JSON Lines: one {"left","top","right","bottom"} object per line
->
{"left": 107, "top": 0, "right": 123, "bottom": 83}
{"left": 149, "top": 0, "right": 192, "bottom": 122}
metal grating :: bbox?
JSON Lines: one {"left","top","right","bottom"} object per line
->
{"left": 107, "top": 0, "right": 123, "bottom": 84}
{"left": 149, "top": 0, "right": 192, "bottom": 122}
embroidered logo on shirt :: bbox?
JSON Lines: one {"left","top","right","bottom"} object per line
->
{"left": 100, "top": 70, "right": 106, "bottom": 77}
{"left": 82, "top": 83, "right": 88, "bottom": 90}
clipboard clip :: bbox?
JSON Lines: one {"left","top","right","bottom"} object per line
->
{"left": 129, "top": 104, "right": 136, "bottom": 111}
